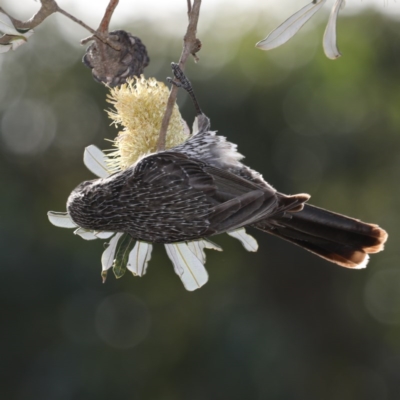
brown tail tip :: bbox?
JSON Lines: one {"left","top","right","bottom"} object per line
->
{"left": 282, "top": 193, "right": 311, "bottom": 212}
{"left": 363, "top": 224, "right": 388, "bottom": 254}
{"left": 331, "top": 225, "right": 388, "bottom": 269}
{"left": 329, "top": 251, "right": 370, "bottom": 269}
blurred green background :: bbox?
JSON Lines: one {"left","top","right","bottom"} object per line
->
{"left": 1, "top": 5, "right": 400, "bottom": 400}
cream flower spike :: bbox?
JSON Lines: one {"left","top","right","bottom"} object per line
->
{"left": 256, "top": 0, "right": 346, "bottom": 60}
{"left": 106, "top": 76, "right": 190, "bottom": 171}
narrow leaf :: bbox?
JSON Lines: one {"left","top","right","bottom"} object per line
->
{"left": 187, "top": 239, "right": 222, "bottom": 264}
{"left": 73, "top": 228, "right": 115, "bottom": 240}
{"left": 256, "top": 0, "right": 327, "bottom": 50}
{"left": 227, "top": 228, "right": 258, "bottom": 252}
{"left": 47, "top": 211, "right": 77, "bottom": 228}
{"left": 94, "top": 231, "right": 115, "bottom": 239}
{"left": 74, "top": 228, "right": 98, "bottom": 240}
{"left": 192, "top": 117, "right": 199, "bottom": 135}
{"left": 127, "top": 241, "right": 153, "bottom": 277}
{"left": 113, "top": 234, "right": 135, "bottom": 279}
{"left": 10, "top": 30, "right": 33, "bottom": 51}
{"left": 84, "top": 145, "right": 110, "bottom": 178}
{"left": 101, "top": 232, "right": 123, "bottom": 272}
{"left": 323, "top": 0, "right": 345, "bottom": 59}
{"left": 10, "top": 38, "right": 27, "bottom": 51}
{"left": 165, "top": 243, "right": 209, "bottom": 291}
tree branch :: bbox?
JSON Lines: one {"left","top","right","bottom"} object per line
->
{"left": 187, "top": 0, "right": 192, "bottom": 15}
{"left": 0, "top": 0, "right": 58, "bottom": 45}
{"left": 56, "top": 6, "right": 97, "bottom": 35}
{"left": 0, "top": 0, "right": 119, "bottom": 48}
{"left": 80, "top": 0, "right": 121, "bottom": 50}
{"left": 99, "top": 0, "right": 119, "bottom": 34}
{"left": 156, "top": 0, "right": 202, "bottom": 152}
{"left": 0, "top": 0, "right": 57, "bottom": 31}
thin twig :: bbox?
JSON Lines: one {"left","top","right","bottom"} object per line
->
{"left": 80, "top": 0, "right": 121, "bottom": 50}
{"left": 0, "top": 0, "right": 58, "bottom": 44}
{"left": 56, "top": 6, "right": 97, "bottom": 35}
{"left": 0, "top": 0, "right": 117, "bottom": 48}
{"left": 58, "top": 2, "right": 120, "bottom": 49}
{"left": 156, "top": 0, "right": 202, "bottom": 152}
{"left": 99, "top": 0, "right": 119, "bottom": 34}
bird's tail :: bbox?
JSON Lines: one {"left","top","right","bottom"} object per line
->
{"left": 254, "top": 203, "right": 388, "bottom": 269}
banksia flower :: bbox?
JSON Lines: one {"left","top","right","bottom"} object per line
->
{"left": 106, "top": 76, "right": 189, "bottom": 171}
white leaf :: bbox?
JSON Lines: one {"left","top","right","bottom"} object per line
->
{"left": 0, "top": 44, "right": 12, "bottom": 53}
{"left": 101, "top": 232, "right": 124, "bottom": 272}
{"left": 10, "top": 30, "right": 34, "bottom": 51}
{"left": 187, "top": 239, "right": 222, "bottom": 264}
{"left": 74, "top": 228, "right": 98, "bottom": 240}
{"left": 191, "top": 114, "right": 210, "bottom": 136}
{"left": 127, "top": 241, "right": 153, "bottom": 277}
{"left": 227, "top": 228, "right": 258, "bottom": 252}
{"left": 323, "top": 0, "right": 345, "bottom": 59}
{"left": 94, "top": 231, "right": 115, "bottom": 239}
{"left": 10, "top": 38, "right": 27, "bottom": 51}
{"left": 182, "top": 118, "right": 191, "bottom": 136}
{"left": 256, "top": 0, "right": 327, "bottom": 50}
{"left": 47, "top": 211, "right": 77, "bottom": 228}
{"left": 192, "top": 116, "right": 199, "bottom": 135}
{"left": 21, "top": 30, "right": 34, "bottom": 39}
{"left": 165, "top": 243, "right": 209, "bottom": 291}
{"left": 0, "top": 12, "right": 21, "bottom": 36}
{"left": 84, "top": 145, "right": 110, "bottom": 178}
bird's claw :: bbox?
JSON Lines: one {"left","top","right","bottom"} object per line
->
{"left": 169, "top": 62, "right": 193, "bottom": 93}
{"left": 167, "top": 76, "right": 183, "bottom": 88}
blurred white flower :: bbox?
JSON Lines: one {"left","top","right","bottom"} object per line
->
{"left": 0, "top": 11, "right": 34, "bottom": 53}
{"left": 256, "top": 0, "right": 345, "bottom": 60}
{"left": 48, "top": 146, "right": 258, "bottom": 291}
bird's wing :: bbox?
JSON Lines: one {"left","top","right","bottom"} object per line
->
{"left": 200, "top": 164, "right": 280, "bottom": 233}
{"left": 120, "top": 152, "right": 283, "bottom": 242}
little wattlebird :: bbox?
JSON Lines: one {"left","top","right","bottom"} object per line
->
{"left": 67, "top": 63, "right": 387, "bottom": 269}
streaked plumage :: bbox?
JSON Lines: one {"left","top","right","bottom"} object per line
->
{"left": 67, "top": 114, "right": 387, "bottom": 269}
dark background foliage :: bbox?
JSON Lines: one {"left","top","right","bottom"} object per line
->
{"left": 1, "top": 7, "right": 399, "bottom": 400}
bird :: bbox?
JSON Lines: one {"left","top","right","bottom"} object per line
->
{"left": 67, "top": 63, "right": 387, "bottom": 269}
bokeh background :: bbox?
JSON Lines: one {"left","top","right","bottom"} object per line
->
{"left": 1, "top": 1, "right": 400, "bottom": 399}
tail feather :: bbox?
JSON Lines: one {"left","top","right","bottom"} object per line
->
{"left": 254, "top": 204, "right": 388, "bottom": 269}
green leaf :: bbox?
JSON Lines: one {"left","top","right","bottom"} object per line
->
{"left": 112, "top": 234, "right": 135, "bottom": 279}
